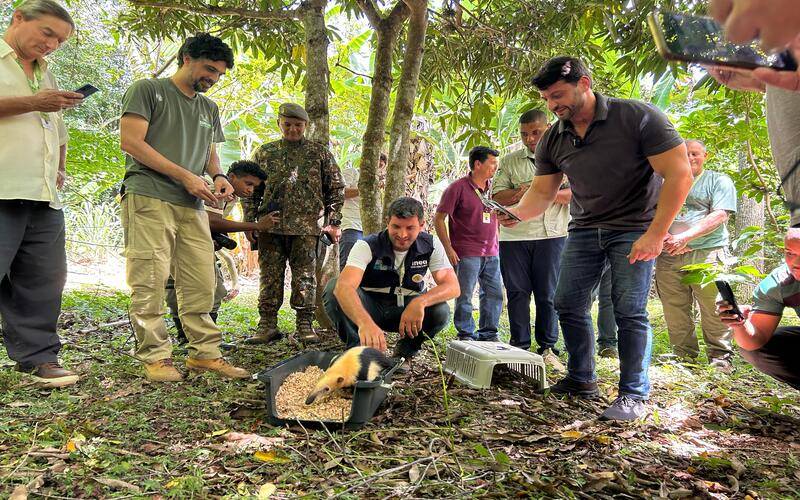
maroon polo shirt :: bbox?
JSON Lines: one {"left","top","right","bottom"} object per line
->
{"left": 437, "top": 173, "right": 499, "bottom": 257}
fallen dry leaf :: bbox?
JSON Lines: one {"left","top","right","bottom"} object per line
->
{"left": 94, "top": 477, "right": 141, "bottom": 493}
{"left": 257, "top": 483, "right": 277, "bottom": 499}
{"left": 560, "top": 430, "right": 584, "bottom": 440}
{"left": 408, "top": 463, "right": 421, "bottom": 483}
{"left": 253, "top": 450, "right": 291, "bottom": 463}
{"left": 9, "top": 485, "right": 27, "bottom": 500}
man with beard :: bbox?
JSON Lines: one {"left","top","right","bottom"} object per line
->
{"left": 119, "top": 33, "right": 249, "bottom": 382}
{"left": 323, "top": 197, "right": 459, "bottom": 365}
{"left": 499, "top": 56, "right": 692, "bottom": 420}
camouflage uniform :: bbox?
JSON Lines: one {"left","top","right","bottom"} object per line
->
{"left": 243, "top": 138, "right": 344, "bottom": 333}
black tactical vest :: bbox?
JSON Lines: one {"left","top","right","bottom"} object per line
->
{"left": 361, "top": 230, "right": 434, "bottom": 294}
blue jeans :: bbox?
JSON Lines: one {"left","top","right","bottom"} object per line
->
{"left": 591, "top": 262, "right": 618, "bottom": 348}
{"left": 454, "top": 256, "right": 503, "bottom": 340}
{"left": 338, "top": 229, "right": 363, "bottom": 270}
{"left": 554, "top": 229, "right": 655, "bottom": 399}
{"left": 499, "top": 238, "right": 565, "bottom": 352}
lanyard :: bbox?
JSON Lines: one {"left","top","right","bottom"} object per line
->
{"left": 14, "top": 58, "right": 49, "bottom": 124}
{"left": 15, "top": 58, "right": 43, "bottom": 94}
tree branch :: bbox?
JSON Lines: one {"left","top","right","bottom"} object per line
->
{"left": 355, "top": 0, "right": 382, "bottom": 27}
{"left": 127, "top": 0, "right": 299, "bottom": 20}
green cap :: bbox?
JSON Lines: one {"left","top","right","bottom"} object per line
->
{"left": 278, "top": 102, "right": 309, "bottom": 122}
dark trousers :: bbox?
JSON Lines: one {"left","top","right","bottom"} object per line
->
{"left": 554, "top": 229, "right": 655, "bottom": 399}
{"left": 338, "top": 229, "right": 363, "bottom": 270}
{"left": 322, "top": 278, "right": 450, "bottom": 358}
{"left": 0, "top": 200, "right": 67, "bottom": 368}
{"left": 739, "top": 327, "right": 800, "bottom": 390}
{"left": 499, "top": 238, "right": 566, "bottom": 352}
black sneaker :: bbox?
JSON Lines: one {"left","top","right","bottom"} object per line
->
{"left": 599, "top": 395, "right": 646, "bottom": 421}
{"left": 541, "top": 377, "right": 600, "bottom": 398}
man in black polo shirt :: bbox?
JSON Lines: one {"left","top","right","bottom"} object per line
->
{"left": 323, "top": 197, "right": 460, "bottom": 364}
{"left": 500, "top": 57, "right": 693, "bottom": 420}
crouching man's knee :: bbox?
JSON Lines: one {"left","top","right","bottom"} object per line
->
{"left": 423, "top": 302, "right": 451, "bottom": 337}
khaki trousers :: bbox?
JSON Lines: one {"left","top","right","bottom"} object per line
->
{"left": 121, "top": 193, "right": 221, "bottom": 363}
{"left": 655, "top": 247, "right": 733, "bottom": 360}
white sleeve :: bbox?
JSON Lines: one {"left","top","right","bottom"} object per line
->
{"left": 345, "top": 240, "right": 373, "bottom": 270}
{"left": 429, "top": 236, "right": 453, "bottom": 272}
{"left": 344, "top": 168, "right": 359, "bottom": 188}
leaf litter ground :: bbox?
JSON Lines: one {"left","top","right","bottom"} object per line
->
{"left": 1, "top": 288, "right": 800, "bottom": 499}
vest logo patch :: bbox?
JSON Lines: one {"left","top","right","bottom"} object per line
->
{"left": 411, "top": 259, "right": 428, "bottom": 267}
{"left": 411, "top": 273, "right": 424, "bottom": 283}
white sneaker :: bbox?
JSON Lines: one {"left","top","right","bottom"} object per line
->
{"left": 541, "top": 348, "right": 566, "bottom": 373}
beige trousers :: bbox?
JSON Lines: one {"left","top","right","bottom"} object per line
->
{"left": 655, "top": 247, "right": 733, "bottom": 360}
{"left": 121, "top": 193, "right": 221, "bottom": 363}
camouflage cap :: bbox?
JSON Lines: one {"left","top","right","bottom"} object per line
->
{"left": 278, "top": 102, "right": 309, "bottom": 122}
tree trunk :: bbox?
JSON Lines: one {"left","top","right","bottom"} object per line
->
{"left": 735, "top": 150, "right": 765, "bottom": 298}
{"left": 300, "top": 0, "right": 335, "bottom": 328}
{"left": 382, "top": 0, "right": 428, "bottom": 215}
{"left": 357, "top": 4, "right": 408, "bottom": 235}
{"left": 301, "top": 0, "right": 330, "bottom": 145}
{"left": 405, "top": 134, "right": 435, "bottom": 226}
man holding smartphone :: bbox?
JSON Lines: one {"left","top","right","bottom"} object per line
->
{"left": 0, "top": 0, "right": 83, "bottom": 388}
{"left": 499, "top": 57, "right": 693, "bottom": 421}
{"left": 119, "top": 33, "right": 249, "bottom": 382}
{"left": 717, "top": 228, "right": 800, "bottom": 391}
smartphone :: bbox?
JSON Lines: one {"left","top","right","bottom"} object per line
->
{"left": 714, "top": 280, "right": 744, "bottom": 320}
{"left": 648, "top": 11, "right": 798, "bottom": 71}
{"left": 74, "top": 84, "right": 100, "bottom": 98}
{"left": 474, "top": 190, "right": 522, "bottom": 222}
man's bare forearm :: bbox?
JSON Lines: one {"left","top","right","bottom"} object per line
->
{"left": 121, "top": 138, "right": 189, "bottom": 183}
{"left": 678, "top": 210, "right": 729, "bottom": 242}
{"left": 553, "top": 188, "right": 572, "bottom": 205}
{"left": 649, "top": 174, "right": 693, "bottom": 236}
{"left": 433, "top": 215, "right": 454, "bottom": 252}
{"left": 493, "top": 187, "right": 524, "bottom": 206}
{"left": 209, "top": 218, "right": 261, "bottom": 233}
{"left": 515, "top": 178, "right": 558, "bottom": 221}
{"left": 334, "top": 281, "right": 381, "bottom": 330}
{"left": 0, "top": 96, "right": 34, "bottom": 119}
{"left": 412, "top": 275, "right": 459, "bottom": 308}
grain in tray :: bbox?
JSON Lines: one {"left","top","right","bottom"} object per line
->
{"left": 275, "top": 366, "right": 352, "bottom": 421}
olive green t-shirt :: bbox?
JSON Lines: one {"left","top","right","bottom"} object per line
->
{"left": 121, "top": 78, "right": 225, "bottom": 209}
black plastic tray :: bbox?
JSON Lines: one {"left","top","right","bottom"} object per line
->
{"left": 256, "top": 350, "right": 402, "bottom": 431}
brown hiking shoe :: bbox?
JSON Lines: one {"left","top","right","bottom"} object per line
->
{"left": 243, "top": 327, "right": 283, "bottom": 345}
{"left": 296, "top": 318, "right": 320, "bottom": 344}
{"left": 186, "top": 357, "right": 250, "bottom": 379}
{"left": 144, "top": 359, "right": 184, "bottom": 382}
{"left": 16, "top": 362, "right": 79, "bottom": 388}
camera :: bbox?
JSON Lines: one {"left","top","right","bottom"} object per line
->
{"left": 211, "top": 232, "right": 237, "bottom": 251}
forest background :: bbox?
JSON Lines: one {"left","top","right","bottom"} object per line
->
{"left": 2, "top": 0, "right": 799, "bottom": 498}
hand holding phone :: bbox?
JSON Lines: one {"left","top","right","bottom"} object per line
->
{"left": 648, "top": 11, "right": 798, "bottom": 71}
{"left": 74, "top": 84, "right": 100, "bottom": 98}
{"left": 715, "top": 280, "right": 744, "bottom": 320}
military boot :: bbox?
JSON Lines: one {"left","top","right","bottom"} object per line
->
{"left": 172, "top": 315, "right": 188, "bottom": 345}
{"left": 296, "top": 316, "right": 321, "bottom": 344}
{"left": 244, "top": 324, "right": 283, "bottom": 344}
